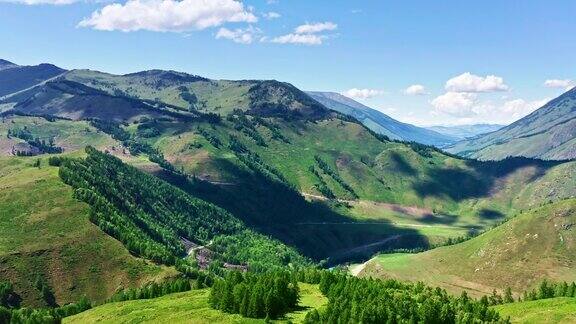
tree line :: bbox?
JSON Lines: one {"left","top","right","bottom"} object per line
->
{"left": 303, "top": 271, "right": 507, "bottom": 323}
{"left": 56, "top": 147, "right": 309, "bottom": 270}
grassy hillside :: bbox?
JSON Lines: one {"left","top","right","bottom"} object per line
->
{"left": 143, "top": 113, "right": 576, "bottom": 261}
{"left": 307, "top": 91, "right": 455, "bottom": 146}
{"left": 447, "top": 87, "right": 576, "bottom": 160}
{"left": 0, "top": 156, "right": 175, "bottom": 307}
{"left": 3, "top": 80, "right": 193, "bottom": 122}
{"left": 493, "top": 298, "right": 576, "bottom": 323}
{"left": 2, "top": 66, "right": 575, "bottom": 264}
{"left": 64, "top": 70, "right": 329, "bottom": 119}
{"left": 0, "top": 115, "right": 117, "bottom": 156}
{"left": 357, "top": 198, "right": 576, "bottom": 297}
{"left": 64, "top": 283, "right": 327, "bottom": 324}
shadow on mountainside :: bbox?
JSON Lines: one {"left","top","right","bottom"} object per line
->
{"left": 389, "top": 152, "right": 418, "bottom": 176}
{"left": 412, "top": 157, "right": 565, "bottom": 203}
{"left": 155, "top": 158, "right": 429, "bottom": 263}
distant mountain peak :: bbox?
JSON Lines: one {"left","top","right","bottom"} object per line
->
{"left": 0, "top": 59, "right": 18, "bottom": 70}
{"left": 307, "top": 91, "right": 456, "bottom": 146}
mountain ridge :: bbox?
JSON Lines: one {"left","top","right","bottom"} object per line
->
{"left": 447, "top": 87, "right": 576, "bottom": 160}
{"left": 306, "top": 91, "right": 456, "bottom": 147}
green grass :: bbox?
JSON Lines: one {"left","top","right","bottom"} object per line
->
{"left": 493, "top": 298, "right": 576, "bottom": 323}
{"left": 148, "top": 117, "right": 576, "bottom": 254}
{"left": 0, "top": 115, "right": 117, "bottom": 155}
{"left": 65, "top": 283, "right": 327, "bottom": 324}
{"left": 358, "top": 199, "right": 576, "bottom": 297}
{"left": 64, "top": 70, "right": 254, "bottom": 115}
{"left": 0, "top": 156, "right": 175, "bottom": 307}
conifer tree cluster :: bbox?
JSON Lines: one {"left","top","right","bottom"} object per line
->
{"left": 522, "top": 280, "right": 576, "bottom": 301}
{"left": 304, "top": 272, "right": 507, "bottom": 323}
{"left": 108, "top": 278, "right": 192, "bottom": 303}
{"left": 209, "top": 271, "right": 299, "bottom": 319}
{"left": 57, "top": 147, "right": 308, "bottom": 269}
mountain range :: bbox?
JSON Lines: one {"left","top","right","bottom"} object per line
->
{"left": 0, "top": 59, "right": 575, "bottom": 322}
{"left": 307, "top": 91, "right": 456, "bottom": 146}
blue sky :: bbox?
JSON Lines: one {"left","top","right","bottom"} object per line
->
{"left": 0, "top": 0, "right": 574, "bottom": 126}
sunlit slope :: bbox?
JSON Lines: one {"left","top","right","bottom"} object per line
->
{"left": 493, "top": 298, "right": 576, "bottom": 323}
{"left": 448, "top": 87, "right": 576, "bottom": 160}
{"left": 147, "top": 116, "right": 576, "bottom": 261}
{"left": 64, "top": 69, "right": 329, "bottom": 119}
{"left": 358, "top": 198, "right": 576, "bottom": 296}
{"left": 0, "top": 115, "right": 117, "bottom": 156}
{"left": 0, "top": 156, "right": 173, "bottom": 307}
{"left": 64, "top": 283, "right": 326, "bottom": 324}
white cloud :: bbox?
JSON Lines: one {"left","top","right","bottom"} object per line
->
{"left": 430, "top": 91, "right": 549, "bottom": 124}
{"left": 1, "top": 0, "right": 76, "bottom": 4}
{"left": 544, "top": 79, "right": 574, "bottom": 91}
{"left": 263, "top": 11, "right": 280, "bottom": 19}
{"left": 270, "top": 21, "right": 337, "bottom": 46}
{"left": 79, "top": 0, "right": 257, "bottom": 32}
{"left": 431, "top": 92, "right": 477, "bottom": 116}
{"left": 294, "top": 22, "right": 337, "bottom": 34}
{"left": 342, "top": 88, "right": 384, "bottom": 100}
{"left": 216, "top": 26, "right": 261, "bottom": 44}
{"left": 500, "top": 98, "right": 549, "bottom": 120}
{"left": 404, "top": 84, "right": 428, "bottom": 96}
{"left": 445, "top": 72, "right": 509, "bottom": 93}
{"left": 270, "top": 33, "right": 324, "bottom": 45}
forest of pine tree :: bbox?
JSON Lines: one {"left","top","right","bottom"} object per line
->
{"left": 56, "top": 147, "right": 309, "bottom": 269}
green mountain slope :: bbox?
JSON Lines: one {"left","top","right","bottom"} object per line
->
{"left": 63, "top": 69, "right": 329, "bottom": 120}
{"left": 447, "top": 88, "right": 576, "bottom": 160}
{"left": 146, "top": 112, "right": 576, "bottom": 262}
{"left": 307, "top": 91, "right": 455, "bottom": 146}
{"left": 4, "top": 80, "right": 194, "bottom": 122}
{"left": 2, "top": 64, "right": 576, "bottom": 265}
{"left": 65, "top": 283, "right": 326, "bottom": 324}
{"left": 0, "top": 61, "right": 66, "bottom": 97}
{"left": 493, "top": 297, "right": 576, "bottom": 323}
{"left": 357, "top": 198, "right": 576, "bottom": 297}
{"left": 0, "top": 156, "right": 175, "bottom": 307}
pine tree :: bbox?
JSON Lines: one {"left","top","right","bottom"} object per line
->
{"left": 503, "top": 287, "right": 514, "bottom": 303}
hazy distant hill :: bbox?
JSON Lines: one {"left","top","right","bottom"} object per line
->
{"left": 307, "top": 91, "right": 455, "bottom": 147}
{"left": 447, "top": 88, "right": 576, "bottom": 160}
{"left": 0, "top": 61, "right": 66, "bottom": 97}
{"left": 426, "top": 124, "right": 504, "bottom": 141}
{"left": 0, "top": 59, "right": 17, "bottom": 70}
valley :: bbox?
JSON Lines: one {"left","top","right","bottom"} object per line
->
{"left": 0, "top": 60, "right": 574, "bottom": 323}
